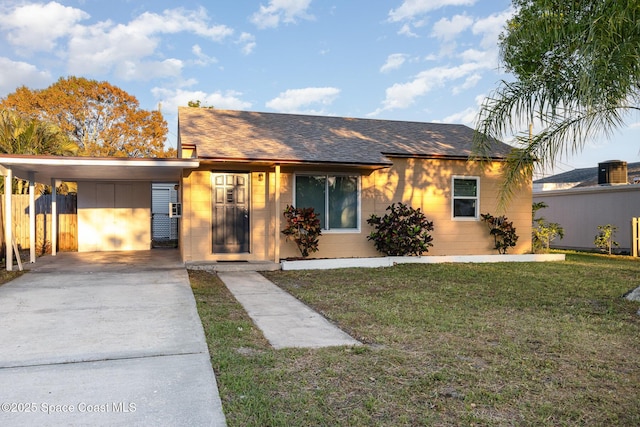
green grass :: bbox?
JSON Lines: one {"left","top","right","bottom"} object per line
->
{"left": 191, "top": 252, "right": 640, "bottom": 426}
{"left": 0, "top": 269, "right": 22, "bottom": 286}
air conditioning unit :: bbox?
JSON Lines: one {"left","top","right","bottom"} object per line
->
{"left": 169, "top": 202, "right": 182, "bottom": 218}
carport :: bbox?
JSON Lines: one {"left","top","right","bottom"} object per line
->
{"left": 0, "top": 155, "right": 199, "bottom": 270}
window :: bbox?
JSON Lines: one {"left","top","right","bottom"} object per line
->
{"left": 294, "top": 174, "right": 359, "bottom": 231}
{"left": 452, "top": 177, "right": 479, "bottom": 219}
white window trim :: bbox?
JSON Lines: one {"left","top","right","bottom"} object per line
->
{"left": 451, "top": 175, "right": 480, "bottom": 221}
{"left": 293, "top": 173, "right": 361, "bottom": 233}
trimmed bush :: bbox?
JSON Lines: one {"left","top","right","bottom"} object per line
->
{"left": 282, "top": 205, "right": 322, "bottom": 258}
{"left": 481, "top": 213, "right": 519, "bottom": 254}
{"left": 367, "top": 202, "right": 434, "bottom": 256}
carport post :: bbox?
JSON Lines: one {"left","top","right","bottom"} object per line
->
{"left": 274, "top": 164, "right": 280, "bottom": 264}
{"left": 29, "top": 172, "right": 35, "bottom": 263}
{"left": 51, "top": 178, "right": 57, "bottom": 256}
{"left": 4, "top": 168, "right": 13, "bottom": 271}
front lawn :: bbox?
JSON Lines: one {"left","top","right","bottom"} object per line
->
{"left": 190, "top": 252, "right": 640, "bottom": 426}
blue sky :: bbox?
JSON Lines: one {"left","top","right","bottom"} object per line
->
{"left": 0, "top": 0, "right": 638, "bottom": 177}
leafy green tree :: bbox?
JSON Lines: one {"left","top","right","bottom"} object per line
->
{"left": 1, "top": 76, "right": 170, "bottom": 157}
{"left": 594, "top": 224, "right": 619, "bottom": 255}
{"left": 187, "top": 100, "right": 214, "bottom": 108}
{"left": 474, "top": 0, "right": 640, "bottom": 203}
{"left": 532, "top": 202, "right": 564, "bottom": 252}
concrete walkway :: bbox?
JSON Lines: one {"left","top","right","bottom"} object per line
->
{"left": 217, "top": 272, "right": 360, "bottom": 349}
{"left": 0, "top": 250, "right": 226, "bottom": 426}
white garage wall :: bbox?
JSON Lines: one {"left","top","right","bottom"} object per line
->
{"left": 77, "top": 181, "right": 152, "bottom": 252}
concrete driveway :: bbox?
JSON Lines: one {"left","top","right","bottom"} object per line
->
{"left": 0, "top": 250, "right": 226, "bottom": 426}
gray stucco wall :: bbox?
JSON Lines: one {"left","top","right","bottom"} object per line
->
{"left": 533, "top": 185, "right": 640, "bottom": 253}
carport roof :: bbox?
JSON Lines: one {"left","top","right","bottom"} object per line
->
{"left": 0, "top": 155, "right": 199, "bottom": 183}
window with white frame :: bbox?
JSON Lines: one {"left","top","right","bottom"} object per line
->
{"left": 452, "top": 176, "right": 479, "bottom": 219}
{"left": 294, "top": 174, "right": 360, "bottom": 231}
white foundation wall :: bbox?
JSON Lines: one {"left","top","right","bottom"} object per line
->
{"left": 77, "top": 181, "right": 152, "bottom": 252}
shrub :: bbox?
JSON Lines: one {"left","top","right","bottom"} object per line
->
{"left": 594, "top": 224, "right": 619, "bottom": 255}
{"left": 367, "top": 202, "right": 434, "bottom": 256}
{"left": 480, "top": 213, "right": 519, "bottom": 254}
{"left": 532, "top": 202, "right": 564, "bottom": 253}
{"left": 281, "top": 205, "right": 322, "bottom": 258}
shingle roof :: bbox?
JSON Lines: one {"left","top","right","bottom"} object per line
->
{"left": 178, "top": 108, "right": 512, "bottom": 166}
{"left": 534, "top": 162, "right": 640, "bottom": 186}
{"left": 534, "top": 167, "right": 598, "bottom": 185}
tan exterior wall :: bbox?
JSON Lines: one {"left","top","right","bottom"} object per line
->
{"left": 278, "top": 159, "right": 532, "bottom": 259}
{"left": 77, "top": 181, "right": 151, "bottom": 252}
{"left": 180, "top": 159, "right": 532, "bottom": 262}
{"left": 534, "top": 185, "right": 640, "bottom": 252}
{"left": 180, "top": 166, "right": 275, "bottom": 262}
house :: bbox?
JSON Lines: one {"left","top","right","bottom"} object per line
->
{"left": 177, "top": 108, "right": 532, "bottom": 263}
{"left": 533, "top": 160, "right": 640, "bottom": 253}
{"left": 0, "top": 108, "right": 533, "bottom": 270}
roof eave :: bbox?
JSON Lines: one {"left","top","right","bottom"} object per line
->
{"left": 382, "top": 153, "right": 508, "bottom": 161}
{"left": 197, "top": 156, "right": 393, "bottom": 170}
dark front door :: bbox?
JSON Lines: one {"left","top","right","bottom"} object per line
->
{"left": 212, "top": 173, "right": 250, "bottom": 253}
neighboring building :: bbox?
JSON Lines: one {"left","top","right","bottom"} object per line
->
{"left": 0, "top": 108, "right": 534, "bottom": 269}
{"left": 534, "top": 161, "right": 640, "bottom": 191}
{"left": 533, "top": 160, "right": 640, "bottom": 253}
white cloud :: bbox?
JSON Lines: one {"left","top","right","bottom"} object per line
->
{"left": 192, "top": 44, "right": 218, "bottom": 66}
{"left": 130, "top": 8, "right": 233, "bottom": 42}
{"left": 64, "top": 8, "right": 233, "bottom": 79}
{"left": 371, "top": 62, "right": 484, "bottom": 115}
{"left": 472, "top": 8, "right": 514, "bottom": 49}
{"left": 118, "top": 58, "right": 184, "bottom": 81}
{"left": 380, "top": 53, "right": 408, "bottom": 73}
{"left": 452, "top": 73, "right": 481, "bottom": 95}
{"left": 266, "top": 87, "right": 340, "bottom": 113}
{"left": 442, "top": 107, "right": 476, "bottom": 125}
{"left": 152, "top": 87, "right": 252, "bottom": 112}
{"left": 398, "top": 23, "right": 418, "bottom": 37}
{"left": 442, "top": 94, "right": 485, "bottom": 125}
{"left": 237, "top": 33, "right": 257, "bottom": 55}
{"left": 251, "top": 0, "right": 314, "bottom": 29}
{"left": 0, "top": 1, "right": 89, "bottom": 52}
{"left": 431, "top": 14, "right": 473, "bottom": 41}
{"left": 0, "top": 57, "right": 51, "bottom": 96}
{"left": 388, "top": 0, "right": 476, "bottom": 22}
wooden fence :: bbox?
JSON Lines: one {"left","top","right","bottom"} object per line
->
{"left": 0, "top": 194, "right": 78, "bottom": 255}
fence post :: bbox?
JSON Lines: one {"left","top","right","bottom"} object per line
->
{"left": 633, "top": 218, "right": 639, "bottom": 257}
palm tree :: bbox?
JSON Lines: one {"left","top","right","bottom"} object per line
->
{"left": 474, "top": 0, "right": 640, "bottom": 206}
{"left": 0, "top": 109, "right": 78, "bottom": 156}
{"left": 0, "top": 109, "right": 78, "bottom": 193}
